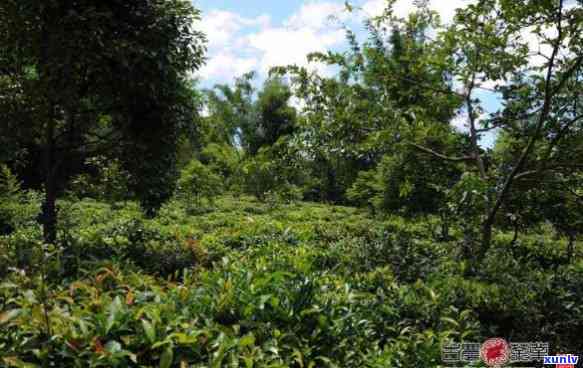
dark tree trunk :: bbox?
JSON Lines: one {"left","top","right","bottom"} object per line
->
{"left": 480, "top": 220, "right": 493, "bottom": 261}
{"left": 440, "top": 210, "right": 450, "bottom": 240}
{"left": 510, "top": 219, "right": 520, "bottom": 247}
{"left": 567, "top": 233, "right": 575, "bottom": 263}
{"left": 42, "top": 176, "right": 58, "bottom": 245}
{"left": 42, "top": 119, "right": 58, "bottom": 245}
{"left": 39, "top": 8, "right": 58, "bottom": 245}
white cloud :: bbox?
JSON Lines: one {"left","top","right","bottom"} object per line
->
{"left": 248, "top": 26, "right": 345, "bottom": 76}
{"left": 199, "top": 10, "right": 271, "bottom": 49}
{"left": 196, "top": 0, "right": 491, "bottom": 84}
{"left": 247, "top": 2, "right": 349, "bottom": 77}
{"left": 430, "top": 0, "right": 473, "bottom": 23}
{"left": 361, "top": 0, "right": 473, "bottom": 23}
{"left": 198, "top": 51, "right": 258, "bottom": 81}
{"left": 451, "top": 113, "right": 468, "bottom": 132}
{"left": 286, "top": 2, "right": 348, "bottom": 30}
{"left": 197, "top": 1, "right": 348, "bottom": 83}
{"left": 196, "top": 10, "right": 270, "bottom": 81}
{"left": 199, "top": 11, "right": 241, "bottom": 49}
{"left": 519, "top": 26, "right": 559, "bottom": 68}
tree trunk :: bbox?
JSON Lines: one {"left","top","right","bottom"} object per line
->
{"left": 42, "top": 119, "right": 58, "bottom": 245}
{"left": 39, "top": 8, "right": 58, "bottom": 245}
{"left": 567, "top": 233, "right": 575, "bottom": 263}
{"left": 480, "top": 220, "right": 493, "bottom": 260}
{"left": 42, "top": 181, "right": 57, "bottom": 245}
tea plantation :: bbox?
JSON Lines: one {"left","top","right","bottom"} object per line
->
{"left": 1, "top": 196, "right": 581, "bottom": 367}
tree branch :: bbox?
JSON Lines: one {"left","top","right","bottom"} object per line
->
{"left": 515, "top": 163, "right": 583, "bottom": 180}
{"left": 484, "top": 0, "right": 568, "bottom": 231}
{"left": 408, "top": 142, "right": 474, "bottom": 162}
{"left": 466, "top": 72, "right": 488, "bottom": 179}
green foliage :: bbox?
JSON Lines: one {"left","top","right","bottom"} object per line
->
{"left": 0, "top": 165, "right": 20, "bottom": 198}
{"left": 0, "top": 165, "right": 22, "bottom": 235}
{"left": 1, "top": 196, "right": 581, "bottom": 366}
{"left": 0, "top": 0, "right": 207, "bottom": 238}
{"left": 347, "top": 136, "right": 463, "bottom": 216}
{"left": 448, "top": 172, "right": 490, "bottom": 223}
{"left": 69, "top": 156, "right": 132, "bottom": 202}
{"left": 240, "top": 144, "right": 304, "bottom": 204}
{"left": 1, "top": 0, "right": 583, "bottom": 366}
{"left": 0, "top": 165, "right": 41, "bottom": 234}
{"left": 247, "top": 76, "right": 297, "bottom": 155}
{"left": 200, "top": 143, "right": 241, "bottom": 185}
{"left": 204, "top": 72, "right": 257, "bottom": 148}
{"left": 347, "top": 170, "right": 379, "bottom": 210}
{"left": 241, "top": 150, "right": 278, "bottom": 201}
{"left": 177, "top": 159, "right": 223, "bottom": 210}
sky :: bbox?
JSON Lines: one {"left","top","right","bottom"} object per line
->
{"left": 191, "top": 0, "right": 504, "bottom": 147}
{"left": 193, "top": 0, "right": 480, "bottom": 86}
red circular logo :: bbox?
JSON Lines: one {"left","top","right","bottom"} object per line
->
{"left": 481, "top": 338, "right": 510, "bottom": 366}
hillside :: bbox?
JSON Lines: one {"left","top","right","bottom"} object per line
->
{"left": 1, "top": 196, "right": 581, "bottom": 367}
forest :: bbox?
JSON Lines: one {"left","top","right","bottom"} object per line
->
{"left": 0, "top": 0, "right": 582, "bottom": 366}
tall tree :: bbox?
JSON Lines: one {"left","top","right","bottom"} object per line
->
{"left": 431, "top": 0, "right": 583, "bottom": 256}
{"left": 247, "top": 76, "right": 297, "bottom": 155}
{"left": 278, "top": 4, "right": 462, "bottom": 203}
{"left": 204, "top": 73, "right": 297, "bottom": 155}
{"left": 205, "top": 72, "right": 257, "bottom": 149}
{"left": 0, "top": 0, "right": 206, "bottom": 243}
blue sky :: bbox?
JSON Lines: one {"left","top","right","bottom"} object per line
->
{"left": 192, "top": 0, "right": 505, "bottom": 147}
{"left": 195, "top": 1, "right": 298, "bottom": 24}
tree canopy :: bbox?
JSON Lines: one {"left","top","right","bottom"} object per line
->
{"left": 0, "top": 0, "right": 206, "bottom": 241}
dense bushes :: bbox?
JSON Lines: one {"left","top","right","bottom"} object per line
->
{"left": 0, "top": 165, "right": 42, "bottom": 234}
{"left": 0, "top": 196, "right": 581, "bottom": 367}
{"left": 69, "top": 156, "right": 132, "bottom": 202}
{"left": 177, "top": 159, "right": 223, "bottom": 210}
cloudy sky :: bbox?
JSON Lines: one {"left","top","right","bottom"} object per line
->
{"left": 193, "top": 0, "right": 483, "bottom": 85}
{"left": 192, "top": 0, "right": 502, "bottom": 145}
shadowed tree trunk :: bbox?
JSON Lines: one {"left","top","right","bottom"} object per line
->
{"left": 42, "top": 119, "right": 58, "bottom": 245}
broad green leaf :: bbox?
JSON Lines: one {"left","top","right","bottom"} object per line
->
{"left": 239, "top": 334, "right": 255, "bottom": 347}
{"left": 141, "top": 319, "right": 156, "bottom": 344}
{"left": 106, "top": 296, "right": 123, "bottom": 334}
{"left": 159, "top": 347, "right": 174, "bottom": 368}
{"left": 440, "top": 317, "right": 459, "bottom": 327}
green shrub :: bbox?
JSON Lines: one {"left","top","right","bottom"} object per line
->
{"left": 200, "top": 142, "right": 240, "bottom": 184}
{"left": 177, "top": 159, "right": 223, "bottom": 211}
{"left": 0, "top": 165, "right": 42, "bottom": 233}
{"left": 69, "top": 156, "right": 132, "bottom": 202}
{"left": 241, "top": 151, "right": 277, "bottom": 201}
{"left": 1, "top": 195, "right": 582, "bottom": 366}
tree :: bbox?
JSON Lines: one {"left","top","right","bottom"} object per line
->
{"left": 492, "top": 132, "right": 583, "bottom": 260}
{"left": 247, "top": 76, "right": 298, "bottom": 155}
{"left": 0, "top": 0, "right": 206, "bottom": 243}
{"left": 277, "top": 3, "right": 462, "bottom": 203}
{"left": 355, "top": 0, "right": 583, "bottom": 260}
{"left": 204, "top": 72, "right": 257, "bottom": 149}
{"left": 434, "top": 0, "right": 583, "bottom": 257}
{"left": 204, "top": 74, "right": 297, "bottom": 156}
{"left": 177, "top": 159, "right": 223, "bottom": 210}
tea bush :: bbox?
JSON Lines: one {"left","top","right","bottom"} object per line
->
{"left": 0, "top": 195, "right": 581, "bottom": 367}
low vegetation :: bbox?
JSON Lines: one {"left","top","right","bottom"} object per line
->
{"left": 0, "top": 192, "right": 581, "bottom": 367}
